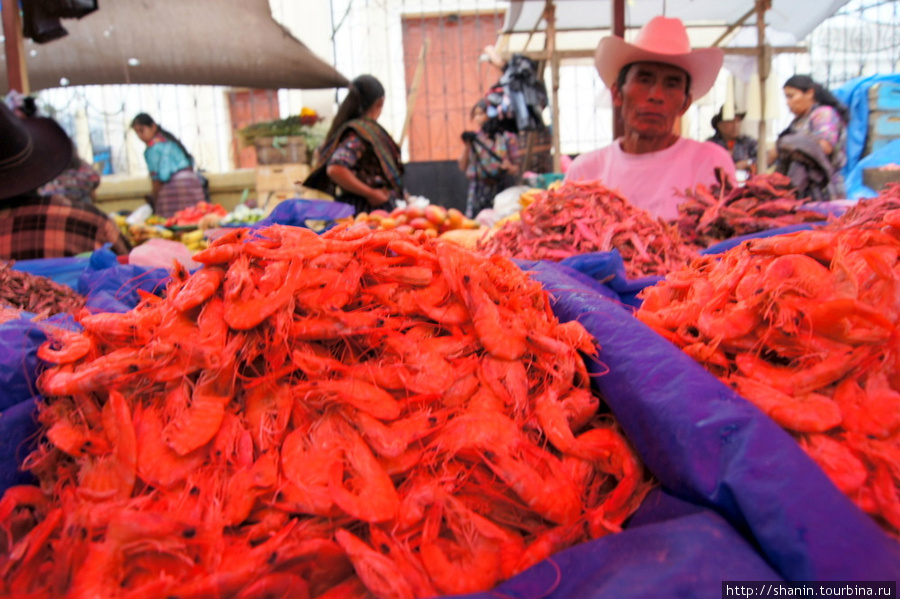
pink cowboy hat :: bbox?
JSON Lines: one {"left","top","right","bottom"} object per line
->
{"left": 594, "top": 16, "right": 724, "bottom": 98}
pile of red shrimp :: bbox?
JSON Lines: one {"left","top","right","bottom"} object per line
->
{"left": 0, "top": 262, "right": 86, "bottom": 317}
{"left": 635, "top": 204, "right": 900, "bottom": 538}
{"left": 1, "top": 224, "right": 652, "bottom": 599}
{"left": 674, "top": 170, "right": 826, "bottom": 248}
{"left": 478, "top": 180, "right": 696, "bottom": 278}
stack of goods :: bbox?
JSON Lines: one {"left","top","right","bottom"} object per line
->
{"left": 1, "top": 225, "right": 652, "bottom": 598}
{"left": 348, "top": 205, "right": 480, "bottom": 235}
{"left": 478, "top": 180, "right": 697, "bottom": 278}
{"left": 125, "top": 213, "right": 176, "bottom": 246}
{"left": 635, "top": 198, "right": 900, "bottom": 538}
{"left": 0, "top": 262, "right": 85, "bottom": 317}
{"left": 674, "top": 170, "right": 826, "bottom": 248}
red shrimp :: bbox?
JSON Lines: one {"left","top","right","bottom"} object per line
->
{"left": 36, "top": 326, "right": 94, "bottom": 364}
{"left": 334, "top": 528, "right": 417, "bottom": 599}
{"left": 329, "top": 424, "right": 400, "bottom": 523}
{"left": 170, "top": 265, "right": 226, "bottom": 312}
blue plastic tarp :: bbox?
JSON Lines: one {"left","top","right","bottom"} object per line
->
{"left": 834, "top": 74, "right": 900, "bottom": 196}
{"left": 78, "top": 246, "right": 171, "bottom": 313}
{"left": 12, "top": 255, "right": 91, "bottom": 291}
{"left": 843, "top": 139, "right": 900, "bottom": 200}
{"left": 253, "top": 199, "right": 354, "bottom": 230}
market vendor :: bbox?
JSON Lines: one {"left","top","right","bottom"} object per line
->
{"left": 565, "top": 16, "right": 736, "bottom": 220}
{"left": 0, "top": 102, "right": 131, "bottom": 260}
{"left": 303, "top": 74, "right": 405, "bottom": 215}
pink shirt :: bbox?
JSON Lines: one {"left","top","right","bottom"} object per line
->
{"left": 565, "top": 137, "right": 736, "bottom": 220}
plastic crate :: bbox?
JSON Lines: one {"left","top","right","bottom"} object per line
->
{"left": 868, "top": 82, "right": 900, "bottom": 111}
{"left": 868, "top": 110, "right": 900, "bottom": 137}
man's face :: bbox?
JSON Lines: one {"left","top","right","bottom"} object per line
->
{"left": 717, "top": 117, "right": 743, "bottom": 140}
{"left": 612, "top": 62, "right": 691, "bottom": 138}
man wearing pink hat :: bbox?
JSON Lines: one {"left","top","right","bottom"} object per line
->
{"left": 566, "top": 16, "right": 736, "bottom": 220}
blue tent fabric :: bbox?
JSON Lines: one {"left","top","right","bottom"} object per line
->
{"left": 834, "top": 74, "right": 900, "bottom": 194}
{"left": 78, "top": 245, "right": 171, "bottom": 313}
{"left": 0, "top": 397, "right": 40, "bottom": 492}
{"left": 12, "top": 255, "right": 91, "bottom": 290}
{"left": 843, "top": 138, "right": 900, "bottom": 200}
{"left": 253, "top": 199, "right": 354, "bottom": 230}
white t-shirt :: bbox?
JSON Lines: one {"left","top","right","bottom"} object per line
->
{"left": 565, "top": 137, "right": 736, "bottom": 221}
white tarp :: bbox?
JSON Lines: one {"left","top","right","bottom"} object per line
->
{"left": 0, "top": 0, "right": 348, "bottom": 94}
{"left": 502, "top": 0, "right": 851, "bottom": 49}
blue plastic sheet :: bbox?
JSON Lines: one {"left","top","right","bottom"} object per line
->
{"left": 0, "top": 316, "right": 47, "bottom": 493}
{"left": 557, "top": 250, "right": 662, "bottom": 308}
{"left": 78, "top": 245, "right": 171, "bottom": 313}
{"left": 253, "top": 199, "right": 354, "bottom": 230}
{"left": 834, "top": 74, "right": 900, "bottom": 188}
{"left": 843, "top": 139, "right": 900, "bottom": 200}
{"left": 12, "top": 255, "right": 90, "bottom": 290}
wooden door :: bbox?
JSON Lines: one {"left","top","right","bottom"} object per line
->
{"left": 402, "top": 12, "right": 506, "bottom": 162}
{"left": 226, "top": 89, "right": 281, "bottom": 168}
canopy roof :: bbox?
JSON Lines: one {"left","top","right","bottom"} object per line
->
{"left": 0, "top": 0, "right": 348, "bottom": 94}
{"left": 502, "top": 0, "right": 851, "bottom": 49}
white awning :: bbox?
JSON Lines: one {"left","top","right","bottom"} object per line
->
{"left": 502, "top": 0, "right": 851, "bottom": 49}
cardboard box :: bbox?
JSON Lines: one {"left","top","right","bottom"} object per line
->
{"left": 255, "top": 163, "right": 311, "bottom": 193}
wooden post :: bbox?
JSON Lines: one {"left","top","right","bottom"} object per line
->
{"left": 400, "top": 37, "right": 429, "bottom": 149}
{"left": 2, "top": 0, "right": 30, "bottom": 93}
{"left": 612, "top": 0, "right": 625, "bottom": 139}
{"left": 545, "top": 1, "right": 561, "bottom": 173}
{"left": 756, "top": 0, "right": 770, "bottom": 174}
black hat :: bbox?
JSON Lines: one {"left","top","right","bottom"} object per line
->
{"left": 0, "top": 101, "right": 72, "bottom": 200}
{"left": 711, "top": 106, "right": 747, "bottom": 130}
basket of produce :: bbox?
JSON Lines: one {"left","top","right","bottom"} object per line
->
{"left": 238, "top": 108, "right": 325, "bottom": 165}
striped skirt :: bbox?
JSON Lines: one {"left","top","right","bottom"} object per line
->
{"left": 156, "top": 169, "right": 206, "bottom": 218}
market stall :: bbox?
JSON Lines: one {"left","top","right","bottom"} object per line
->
{"left": 495, "top": 0, "right": 850, "bottom": 172}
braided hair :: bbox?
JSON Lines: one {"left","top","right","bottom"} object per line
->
{"left": 130, "top": 113, "right": 195, "bottom": 166}
{"left": 324, "top": 75, "right": 385, "bottom": 143}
